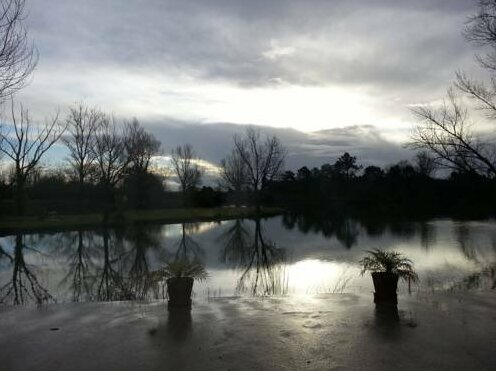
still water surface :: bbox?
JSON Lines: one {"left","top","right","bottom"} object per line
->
{"left": 0, "top": 214, "right": 495, "bottom": 305}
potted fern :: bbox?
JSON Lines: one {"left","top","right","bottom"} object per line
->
{"left": 360, "top": 249, "right": 418, "bottom": 304}
{"left": 152, "top": 260, "right": 208, "bottom": 309}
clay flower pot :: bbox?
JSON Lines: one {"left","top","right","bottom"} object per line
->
{"left": 167, "top": 277, "right": 194, "bottom": 309}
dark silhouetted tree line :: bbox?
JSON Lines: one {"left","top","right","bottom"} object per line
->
{"left": 266, "top": 152, "right": 496, "bottom": 218}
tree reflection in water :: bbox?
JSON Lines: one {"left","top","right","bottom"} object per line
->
{"left": 56, "top": 230, "right": 98, "bottom": 302}
{"left": 96, "top": 228, "right": 132, "bottom": 301}
{"left": 419, "top": 222, "right": 436, "bottom": 250}
{"left": 0, "top": 235, "right": 53, "bottom": 305}
{"left": 444, "top": 224, "right": 496, "bottom": 291}
{"left": 124, "top": 224, "right": 163, "bottom": 300}
{"left": 218, "top": 219, "right": 251, "bottom": 268}
{"left": 173, "top": 224, "right": 204, "bottom": 262}
{"left": 220, "top": 217, "right": 288, "bottom": 296}
{"left": 282, "top": 211, "right": 360, "bottom": 249}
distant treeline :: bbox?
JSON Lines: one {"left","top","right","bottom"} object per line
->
{"left": 0, "top": 173, "right": 225, "bottom": 216}
{"left": 264, "top": 153, "right": 496, "bottom": 218}
{"left": 1, "top": 148, "right": 495, "bottom": 218}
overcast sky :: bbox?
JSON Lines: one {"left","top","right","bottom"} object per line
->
{"left": 13, "top": 0, "right": 485, "bottom": 170}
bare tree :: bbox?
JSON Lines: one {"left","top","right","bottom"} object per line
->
{"left": 124, "top": 118, "right": 161, "bottom": 174}
{"left": 170, "top": 144, "right": 203, "bottom": 193}
{"left": 410, "top": 89, "right": 496, "bottom": 177}
{"left": 409, "top": 1, "right": 496, "bottom": 178}
{"left": 233, "top": 128, "right": 286, "bottom": 209}
{"left": 219, "top": 148, "right": 248, "bottom": 205}
{"left": 414, "top": 150, "right": 438, "bottom": 177}
{"left": 93, "top": 114, "right": 129, "bottom": 189}
{"left": 63, "top": 103, "right": 102, "bottom": 185}
{"left": 0, "top": 101, "right": 64, "bottom": 215}
{"left": 0, "top": 0, "right": 38, "bottom": 100}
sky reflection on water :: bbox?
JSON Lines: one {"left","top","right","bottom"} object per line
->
{"left": 0, "top": 215, "right": 495, "bottom": 305}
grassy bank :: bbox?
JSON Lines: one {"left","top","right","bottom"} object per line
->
{"left": 0, "top": 207, "right": 283, "bottom": 235}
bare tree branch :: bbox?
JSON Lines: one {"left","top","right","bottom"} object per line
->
{"left": 93, "top": 114, "right": 129, "bottom": 188}
{"left": 0, "top": 0, "right": 38, "bottom": 100}
{"left": 63, "top": 102, "right": 102, "bottom": 185}
{"left": 232, "top": 128, "right": 286, "bottom": 208}
{"left": 409, "top": 89, "right": 496, "bottom": 177}
{"left": 0, "top": 100, "right": 65, "bottom": 215}
{"left": 170, "top": 144, "right": 203, "bottom": 193}
{"left": 124, "top": 118, "right": 161, "bottom": 174}
{"left": 219, "top": 147, "right": 248, "bottom": 205}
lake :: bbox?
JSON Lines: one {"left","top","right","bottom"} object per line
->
{"left": 0, "top": 213, "right": 495, "bottom": 305}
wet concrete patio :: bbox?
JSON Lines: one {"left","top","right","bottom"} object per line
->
{"left": 0, "top": 291, "right": 495, "bottom": 371}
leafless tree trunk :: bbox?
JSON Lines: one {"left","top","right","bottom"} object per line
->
{"left": 93, "top": 115, "right": 129, "bottom": 187}
{"left": 0, "top": 0, "right": 38, "bottom": 100}
{"left": 233, "top": 128, "right": 286, "bottom": 209}
{"left": 63, "top": 103, "right": 102, "bottom": 185}
{"left": 0, "top": 100, "right": 64, "bottom": 215}
{"left": 170, "top": 144, "right": 203, "bottom": 194}
{"left": 219, "top": 148, "right": 248, "bottom": 206}
{"left": 124, "top": 118, "right": 161, "bottom": 174}
{"left": 93, "top": 115, "right": 130, "bottom": 212}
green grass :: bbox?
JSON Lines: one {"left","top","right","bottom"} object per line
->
{"left": 0, "top": 207, "right": 283, "bottom": 235}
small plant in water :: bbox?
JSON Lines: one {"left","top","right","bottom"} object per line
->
{"left": 360, "top": 249, "right": 418, "bottom": 304}
{"left": 360, "top": 249, "right": 418, "bottom": 282}
{"left": 154, "top": 260, "right": 208, "bottom": 281}
{"left": 151, "top": 259, "right": 208, "bottom": 310}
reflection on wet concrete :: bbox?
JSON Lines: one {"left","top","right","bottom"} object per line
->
{"left": 449, "top": 264, "right": 496, "bottom": 291}
{"left": 1, "top": 293, "right": 495, "bottom": 370}
{"left": 148, "top": 307, "right": 193, "bottom": 345}
{"left": 372, "top": 303, "right": 418, "bottom": 342}
{"left": 375, "top": 304, "right": 400, "bottom": 327}
{"left": 165, "top": 308, "right": 192, "bottom": 342}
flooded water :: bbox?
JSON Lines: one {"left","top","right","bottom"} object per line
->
{"left": 0, "top": 213, "right": 495, "bottom": 305}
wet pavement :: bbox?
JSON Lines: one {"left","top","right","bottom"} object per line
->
{"left": 0, "top": 291, "right": 495, "bottom": 371}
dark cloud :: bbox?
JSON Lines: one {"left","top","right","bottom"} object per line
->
{"left": 19, "top": 0, "right": 478, "bottom": 169}
{"left": 146, "top": 120, "right": 412, "bottom": 170}
{"left": 29, "top": 0, "right": 478, "bottom": 90}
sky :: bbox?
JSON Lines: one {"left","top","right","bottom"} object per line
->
{"left": 11, "top": 0, "right": 486, "bottom": 170}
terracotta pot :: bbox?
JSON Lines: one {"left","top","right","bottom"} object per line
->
{"left": 167, "top": 277, "right": 194, "bottom": 309}
{"left": 371, "top": 272, "right": 399, "bottom": 304}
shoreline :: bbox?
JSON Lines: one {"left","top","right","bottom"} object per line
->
{"left": 0, "top": 206, "right": 283, "bottom": 235}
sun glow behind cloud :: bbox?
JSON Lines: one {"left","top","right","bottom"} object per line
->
{"left": 20, "top": 66, "right": 412, "bottom": 138}
{"left": 18, "top": 0, "right": 480, "bottom": 159}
